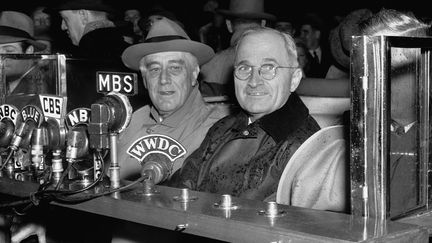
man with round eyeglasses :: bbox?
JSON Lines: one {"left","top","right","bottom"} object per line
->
{"left": 170, "top": 27, "right": 346, "bottom": 211}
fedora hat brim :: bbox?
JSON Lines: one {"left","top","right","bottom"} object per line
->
{"left": 217, "top": 9, "right": 276, "bottom": 21}
{"left": 0, "top": 27, "right": 46, "bottom": 52}
{"left": 122, "top": 39, "right": 215, "bottom": 71}
{"left": 50, "top": 2, "right": 116, "bottom": 13}
{"left": 329, "top": 27, "right": 349, "bottom": 69}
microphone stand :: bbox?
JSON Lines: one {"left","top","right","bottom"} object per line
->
{"left": 109, "top": 133, "right": 120, "bottom": 189}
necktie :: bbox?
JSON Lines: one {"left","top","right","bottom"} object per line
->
{"left": 312, "top": 51, "right": 320, "bottom": 64}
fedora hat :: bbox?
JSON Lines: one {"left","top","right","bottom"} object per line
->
{"left": 216, "top": 0, "right": 276, "bottom": 21}
{"left": 50, "top": 0, "right": 116, "bottom": 13}
{"left": 277, "top": 125, "right": 347, "bottom": 209}
{"left": 122, "top": 17, "right": 215, "bottom": 71}
{"left": 329, "top": 9, "right": 373, "bottom": 69}
{"left": 0, "top": 11, "right": 46, "bottom": 52}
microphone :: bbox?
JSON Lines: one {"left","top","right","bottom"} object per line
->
{"left": 52, "top": 126, "right": 89, "bottom": 189}
{"left": 30, "top": 127, "right": 49, "bottom": 171}
{"left": 88, "top": 92, "right": 132, "bottom": 189}
{"left": 10, "top": 105, "right": 44, "bottom": 151}
{"left": 0, "top": 119, "right": 15, "bottom": 148}
{"left": 141, "top": 160, "right": 172, "bottom": 185}
{"left": 65, "top": 126, "right": 90, "bottom": 163}
{"left": 2, "top": 105, "right": 43, "bottom": 171}
{"left": 44, "top": 117, "right": 67, "bottom": 151}
{"left": 88, "top": 92, "right": 132, "bottom": 150}
{"left": 0, "top": 104, "right": 21, "bottom": 148}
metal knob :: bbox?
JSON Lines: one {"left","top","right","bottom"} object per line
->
{"left": 258, "top": 201, "right": 286, "bottom": 217}
{"left": 173, "top": 188, "right": 198, "bottom": 202}
{"left": 213, "top": 194, "right": 239, "bottom": 210}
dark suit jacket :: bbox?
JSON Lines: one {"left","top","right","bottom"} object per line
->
{"left": 306, "top": 43, "right": 335, "bottom": 78}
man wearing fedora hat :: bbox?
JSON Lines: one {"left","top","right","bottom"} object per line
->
{"left": 109, "top": 17, "right": 230, "bottom": 242}
{"left": 199, "top": 0, "right": 276, "bottom": 98}
{"left": 52, "top": 0, "right": 149, "bottom": 112}
{"left": 116, "top": 17, "right": 230, "bottom": 182}
{"left": 53, "top": 0, "right": 130, "bottom": 58}
{"left": 0, "top": 11, "right": 51, "bottom": 241}
{"left": 0, "top": 10, "right": 52, "bottom": 95}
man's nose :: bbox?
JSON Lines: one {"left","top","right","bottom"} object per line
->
{"left": 159, "top": 68, "right": 171, "bottom": 85}
{"left": 247, "top": 69, "right": 263, "bottom": 87}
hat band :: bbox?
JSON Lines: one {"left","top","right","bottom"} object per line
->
{"left": 144, "top": 35, "right": 186, "bottom": 43}
{"left": 0, "top": 26, "right": 34, "bottom": 40}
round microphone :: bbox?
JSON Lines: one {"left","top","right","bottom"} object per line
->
{"left": 141, "top": 160, "right": 171, "bottom": 185}
{"left": 10, "top": 105, "right": 44, "bottom": 150}
{"left": 92, "top": 92, "right": 132, "bottom": 134}
{"left": 0, "top": 119, "right": 15, "bottom": 148}
{"left": 88, "top": 92, "right": 132, "bottom": 150}
{"left": 0, "top": 104, "right": 21, "bottom": 148}
{"left": 31, "top": 127, "right": 49, "bottom": 170}
{"left": 44, "top": 117, "right": 67, "bottom": 150}
{"left": 65, "top": 126, "right": 89, "bottom": 162}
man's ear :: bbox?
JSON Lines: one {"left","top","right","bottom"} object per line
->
{"left": 191, "top": 65, "right": 200, "bottom": 87}
{"left": 25, "top": 45, "right": 34, "bottom": 54}
{"left": 290, "top": 68, "right": 303, "bottom": 92}
{"left": 78, "top": 10, "right": 88, "bottom": 25}
{"left": 225, "top": 19, "right": 233, "bottom": 33}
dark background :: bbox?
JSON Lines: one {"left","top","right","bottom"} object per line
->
{"left": 1, "top": 0, "right": 431, "bottom": 47}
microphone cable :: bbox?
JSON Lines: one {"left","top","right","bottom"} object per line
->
{"left": 0, "top": 151, "right": 147, "bottom": 208}
{"left": 0, "top": 148, "right": 15, "bottom": 171}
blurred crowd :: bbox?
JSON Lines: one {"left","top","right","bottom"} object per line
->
{"left": 3, "top": 0, "right": 429, "bottom": 85}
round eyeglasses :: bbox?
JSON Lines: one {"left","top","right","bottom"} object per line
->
{"left": 234, "top": 63, "right": 298, "bottom": 81}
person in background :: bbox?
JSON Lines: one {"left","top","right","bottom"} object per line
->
{"left": 327, "top": 8, "right": 373, "bottom": 79}
{"left": 31, "top": 6, "right": 54, "bottom": 54}
{"left": 123, "top": 8, "right": 143, "bottom": 43}
{"left": 52, "top": 0, "right": 150, "bottom": 111}
{"left": 198, "top": 0, "right": 230, "bottom": 53}
{"left": 0, "top": 11, "right": 50, "bottom": 95}
{"left": 0, "top": 11, "right": 49, "bottom": 243}
{"left": 53, "top": 0, "right": 130, "bottom": 58}
{"left": 274, "top": 15, "right": 296, "bottom": 37}
{"left": 295, "top": 38, "right": 313, "bottom": 78}
{"left": 170, "top": 27, "right": 346, "bottom": 211}
{"left": 199, "top": 0, "right": 275, "bottom": 99}
{"left": 137, "top": 4, "right": 185, "bottom": 39}
{"left": 298, "top": 12, "right": 334, "bottom": 78}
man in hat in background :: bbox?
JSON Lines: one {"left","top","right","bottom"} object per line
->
{"left": 0, "top": 11, "right": 51, "bottom": 242}
{"left": 327, "top": 8, "right": 373, "bottom": 79}
{"left": 52, "top": 0, "right": 150, "bottom": 112}
{"left": 53, "top": 0, "right": 130, "bottom": 58}
{"left": 137, "top": 4, "right": 185, "bottom": 40}
{"left": 123, "top": 7, "right": 143, "bottom": 44}
{"left": 0, "top": 10, "right": 53, "bottom": 96}
{"left": 111, "top": 16, "right": 231, "bottom": 242}
{"left": 199, "top": 0, "right": 276, "bottom": 99}
{"left": 274, "top": 15, "right": 296, "bottom": 37}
